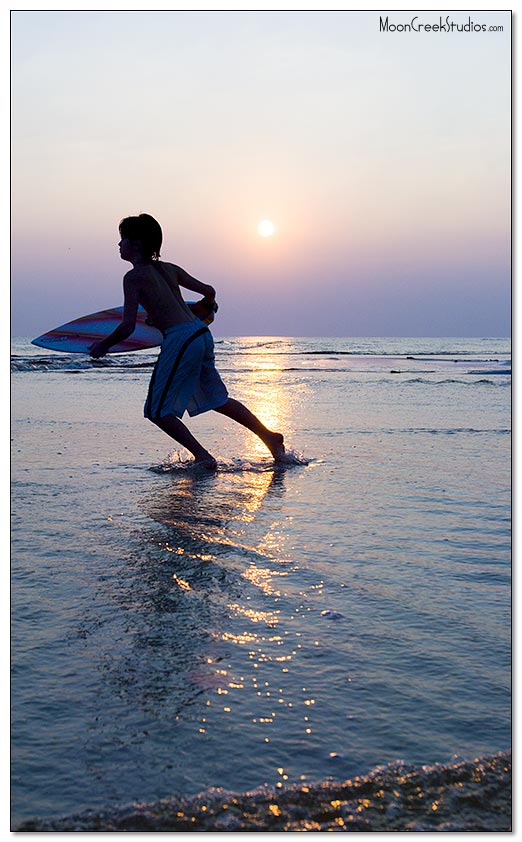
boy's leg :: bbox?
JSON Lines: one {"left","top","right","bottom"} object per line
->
{"left": 214, "top": 398, "right": 285, "bottom": 460}
{"left": 153, "top": 414, "right": 217, "bottom": 468}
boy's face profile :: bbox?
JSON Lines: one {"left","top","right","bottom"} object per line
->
{"left": 119, "top": 237, "right": 137, "bottom": 263}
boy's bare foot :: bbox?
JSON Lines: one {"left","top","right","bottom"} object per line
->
{"left": 194, "top": 453, "right": 218, "bottom": 470}
{"left": 265, "top": 432, "right": 285, "bottom": 461}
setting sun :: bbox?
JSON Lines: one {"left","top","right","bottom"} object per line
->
{"left": 258, "top": 220, "right": 275, "bottom": 238}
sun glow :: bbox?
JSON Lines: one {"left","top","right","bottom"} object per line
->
{"left": 258, "top": 220, "right": 275, "bottom": 238}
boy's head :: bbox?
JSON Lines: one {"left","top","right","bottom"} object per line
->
{"left": 119, "top": 214, "right": 162, "bottom": 261}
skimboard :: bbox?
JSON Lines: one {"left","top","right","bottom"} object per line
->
{"left": 32, "top": 301, "right": 217, "bottom": 354}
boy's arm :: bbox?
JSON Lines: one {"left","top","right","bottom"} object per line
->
{"left": 174, "top": 265, "right": 216, "bottom": 300}
{"left": 89, "top": 274, "right": 139, "bottom": 358}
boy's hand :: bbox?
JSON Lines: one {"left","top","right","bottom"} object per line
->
{"left": 189, "top": 297, "right": 218, "bottom": 323}
{"left": 89, "top": 339, "right": 110, "bottom": 359}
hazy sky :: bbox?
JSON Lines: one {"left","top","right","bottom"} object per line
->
{"left": 11, "top": 10, "right": 510, "bottom": 337}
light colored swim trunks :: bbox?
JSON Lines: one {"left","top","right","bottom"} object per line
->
{"left": 144, "top": 320, "right": 228, "bottom": 420}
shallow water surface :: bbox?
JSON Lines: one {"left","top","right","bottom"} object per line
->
{"left": 11, "top": 337, "right": 511, "bottom": 826}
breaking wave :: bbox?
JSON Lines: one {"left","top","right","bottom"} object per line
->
{"left": 15, "top": 751, "right": 511, "bottom": 832}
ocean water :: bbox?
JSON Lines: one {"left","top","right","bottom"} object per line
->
{"left": 11, "top": 336, "right": 511, "bottom": 830}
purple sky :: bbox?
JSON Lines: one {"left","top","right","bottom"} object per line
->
{"left": 11, "top": 10, "right": 511, "bottom": 337}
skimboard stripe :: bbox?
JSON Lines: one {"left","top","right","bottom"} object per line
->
{"left": 145, "top": 326, "right": 209, "bottom": 420}
{"left": 31, "top": 306, "right": 163, "bottom": 354}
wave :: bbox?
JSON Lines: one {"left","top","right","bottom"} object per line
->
{"left": 11, "top": 355, "right": 155, "bottom": 372}
{"left": 219, "top": 348, "right": 511, "bottom": 359}
{"left": 468, "top": 369, "right": 511, "bottom": 376}
{"left": 11, "top": 356, "right": 511, "bottom": 379}
{"left": 14, "top": 750, "right": 511, "bottom": 832}
{"left": 333, "top": 427, "right": 510, "bottom": 437}
{"left": 403, "top": 377, "right": 510, "bottom": 385}
{"left": 393, "top": 427, "right": 510, "bottom": 436}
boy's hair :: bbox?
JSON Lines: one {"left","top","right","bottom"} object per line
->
{"left": 119, "top": 214, "right": 162, "bottom": 261}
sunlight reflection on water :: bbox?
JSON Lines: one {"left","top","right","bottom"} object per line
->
{"left": 11, "top": 336, "right": 510, "bottom": 825}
